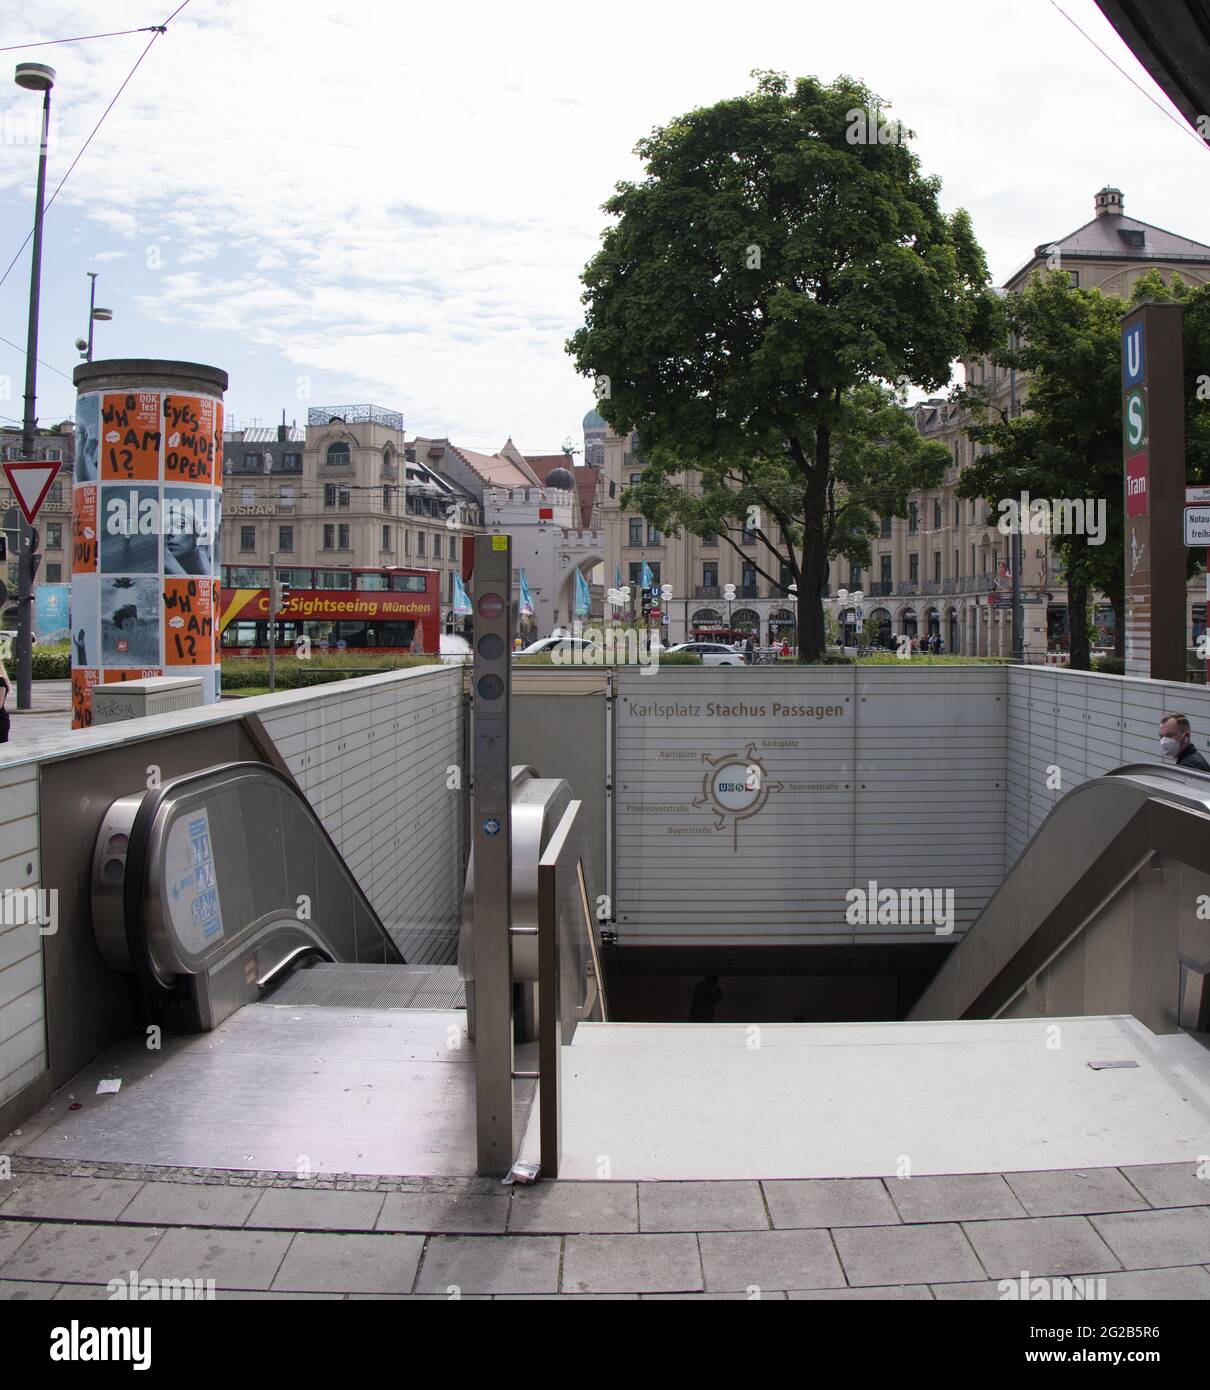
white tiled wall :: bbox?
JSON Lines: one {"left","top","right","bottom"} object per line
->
{"left": 0, "top": 763, "right": 45, "bottom": 1112}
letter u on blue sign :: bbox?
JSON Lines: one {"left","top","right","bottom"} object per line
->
{"left": 1123, "top": 321, "right": 1145, "bottom": 388}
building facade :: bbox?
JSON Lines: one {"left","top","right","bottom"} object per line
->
{"left": 220, "top": 406, "right": 482, "bottom": 630}
{"left": 411, "top": 435, "right": 602, "bottom": 637}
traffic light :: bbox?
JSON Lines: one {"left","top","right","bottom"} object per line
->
{"left": 272, "top": 575, "right": 292, "bottom": 615}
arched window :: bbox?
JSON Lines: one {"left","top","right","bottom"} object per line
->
{"left": 326, "top": 443, "right": 350, "bottom": 467}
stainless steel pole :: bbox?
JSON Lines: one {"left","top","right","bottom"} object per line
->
{"left": 1009, "top": 354, "right": 1023, "bottom": 661}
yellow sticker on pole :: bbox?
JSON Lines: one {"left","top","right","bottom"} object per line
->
{"left": 492, "top": 536, "right": 508, "bottom": 550}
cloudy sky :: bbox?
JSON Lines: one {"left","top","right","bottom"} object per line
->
{"left": 0, "top": 0, "right": 1207, "bottom": 453}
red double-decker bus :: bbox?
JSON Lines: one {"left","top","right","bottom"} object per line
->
{"left": 219, "top": 564, "right": 441, "bottom": 654}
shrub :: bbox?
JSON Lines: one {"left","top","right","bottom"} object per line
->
{"left": 32, "top": 644, "right": 70, "bottom": 679}
{"left": 1093, "top": 655, "right": 1125, "bottom": 675}
{"left": 219, "top": 651, "right": 439, "bottom": 689}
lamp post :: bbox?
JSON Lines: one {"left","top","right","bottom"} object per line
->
{"left": 14, "top": 61, "right": 55, "bottom": 714}
{"left": 80, "top": 272, "right": 114, "bottom": 362}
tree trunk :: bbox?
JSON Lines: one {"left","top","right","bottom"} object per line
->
{"left": 1067, "top": 550, "right": 1091, "bottom": 671}
{"left": 796, "top": 429, "right": 831, "bottom": 662}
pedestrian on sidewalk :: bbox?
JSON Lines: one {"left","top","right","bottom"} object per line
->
{"left": 0, "top": 650, "right": 10, "bottom": 743}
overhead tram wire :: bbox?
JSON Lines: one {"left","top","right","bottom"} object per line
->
{"left": 0, "top": 25, "right": 169, "bottom": 54}
{"left": 1049, "top": 0, "right": 1210, "bottom": 154}
{"left": 0, "top": 0, "right": 194, "bottom": 296}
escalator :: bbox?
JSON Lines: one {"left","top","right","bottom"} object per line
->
{"left": 909, "top": 763, "right": 1210, "bottom": 1034}
{"left": 91, "top": 761, "right": 415, "bottom": 1033}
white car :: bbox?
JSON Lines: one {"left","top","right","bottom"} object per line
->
{"left": 665, "top": 641, "right": 746, "bottom": 666}
{"left": 439, "top": 633, "right": 472, "bottom": 664}
{"left": 515, "top": 636, "right": 602, "bottom": 658}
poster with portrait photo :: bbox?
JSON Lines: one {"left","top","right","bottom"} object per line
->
{"left": 101, "top": 575, "right": 161, "bottom": 668}
{"left": 70, "top": 571, "right": 99, "bottom": 670}
{"left": 163, "top": 486, "right": 217, "bottom": 578}
{"left": 99, "top": 483, "right": 160, "bottom": 574}
{"left": 74, "top": 392, "right": 100, "bottom": 483}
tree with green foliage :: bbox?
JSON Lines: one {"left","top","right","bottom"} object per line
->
{"left": 567, "top": 70, "right": 997, "bottom": 661}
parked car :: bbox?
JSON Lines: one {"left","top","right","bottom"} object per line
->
{"left": 664, "top": 641, "right": 745, "bottom": 666}
{"left": 439, "top": 633, "right": 472, "bottom": 664}
{"left": 515, "top": 636, "right": 602, "bottom": 659}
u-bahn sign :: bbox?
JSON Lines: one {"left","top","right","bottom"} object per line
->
{"left": 1121, "top": 302, "right": 1185, "bottom": 682}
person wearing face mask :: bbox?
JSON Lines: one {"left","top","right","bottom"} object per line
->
{"left": 1159, "top": 712, "right": 1210, "bottom": 772}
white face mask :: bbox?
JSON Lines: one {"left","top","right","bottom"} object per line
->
{"left": 1160, "top": 736, "right": 1182, "bottom": 760}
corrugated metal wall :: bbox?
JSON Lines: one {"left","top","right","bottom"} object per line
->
{"left": 1005, "top": 666, "right": 1210, "bottom": 870}
{"left": 256, "top": 667, "right": 466, "bottom": 964}
{"left": 615, "top": 666, "right": 1008, "bottom": 947}
{"left": 0, "top": 762, "right": 45, "bottom": 1116}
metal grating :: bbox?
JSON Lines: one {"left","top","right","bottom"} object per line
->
{"left": 263, "top": 963, "right": 465, "bottom": 1011}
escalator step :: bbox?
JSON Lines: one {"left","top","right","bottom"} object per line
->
{"left": 263, "top": 964, "right": 466, "bottom": 1011}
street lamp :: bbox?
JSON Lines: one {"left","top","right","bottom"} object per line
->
{"left": 76, "top": 272, "right": 114, "bottom": 361}
{"left": 14, "top": 61, "right": 55, "bottom": 714}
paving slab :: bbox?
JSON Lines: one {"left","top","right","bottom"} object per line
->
{"left": 1118, "top": 1163, "right": 1210, "bottom": 1208}
{"left": 642, "top": 1291, "right": 787, "bottom": 1300}
{"left": 699, "top": 1229, "right": 845, "bottom": 1293}
{"left": 272, "top": 1232, "right": 423, "bottom": 1294}
{"left": 119, "top": 1183, "right": 262, "bottom": 1229}
{"left": 562, "top": 1234, "right": 701, "bottom": 1294}
{"left": 888, "top": 1174, "right": 1026, "bottom": 1224}
{"left": 507, "top": 1183, "right": 637, "bottom": 1234}
{"left": 416, "top": 1235, "right": 561, "bottom": 1296}
{"left": 377, "top": 1192, "right": 509, "bottom": 1234}
{"left": 1099, "top": 1266, "right": 1210, "bottom": 1299}
{"left": 931, "top": 1281, "right": 1006, "bottom": 1301}
{"left": 141, "top": 1227, "right": 291, "bottom": 1291}
{"left": 0, "top": 1174, "right": 142, "bottom": 1222}
{"left": 248, "top": 1187, "right": 385, "bottom": 1231}
{"left": 0, "top": 1218, "right": 35, "bottom": 1264}
{"left": 962, "top": 1216, "right": 1121, "bottom": 1279}
{"left": 638, "top": 1181, "right": 767, "bottom": 1232}
{"left": 789, "top": 1284, "right": 933, "bottom": 1300}
{"left": 1092, "top": 1206, "right": 1210, "bottom": 1268}
{"left": 1004, "top": 1168, "right": 1149, "bottom": 1217}
{"left": 2, "top": 1221, "right": 164, "bottom": 1284}
{"left": 0, "top": 1279, "right": 60, "bottom": 1299}
{"left": 834, "top": 1223, "right": 983, "bottom": 1287}
{"left": 763, "top": 1178, "right": 899, "bottom": 1230}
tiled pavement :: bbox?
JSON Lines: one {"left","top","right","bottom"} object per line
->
{"left": 1, "top": 1160, "right": 1210, "bottom": 1299}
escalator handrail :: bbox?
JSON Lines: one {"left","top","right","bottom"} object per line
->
{"left": 122, "top": 759, "right": 404, "bottom": 996}
{"left": 912, "top": 761, "right": 1210, "bottom": 1020}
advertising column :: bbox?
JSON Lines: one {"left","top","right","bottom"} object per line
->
{"left": 1121, "top": 302, "right": 1185, "bottom": 682}
{"left": 70, "top": 358, "right": 227, "bottom": 728}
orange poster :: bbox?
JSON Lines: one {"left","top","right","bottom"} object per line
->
{"left": 72, "top": 484, "right": 98, "bottom": 573}
{"left": 71, "top": 668, "right": 99, "bottom": 729}
{"left": 103, "top": 667, "right": 162, "bottom": 682}
{"left": 163, "top": 395, "right": 219, "bottom": 484}
{"left": 100, "top": 393, "right": 161, "bottom": 480}
{"left": 163, "top": 577, "right": 214, "bottom": 666}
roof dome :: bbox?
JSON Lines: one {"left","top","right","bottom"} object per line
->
{"left": 545, "top": 466, "right": 575, "bottom": 490}
{"left": 583, "top": 407, "right": 606, "bottom": 431}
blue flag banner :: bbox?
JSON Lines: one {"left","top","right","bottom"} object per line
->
{"left": 519, "top": 568, "right": 535, "bottom": 617}
{"left": 574, "top": 567, "right": 592, "bottom": 616}
{"left": 614, "top": 562, "right": 623, "bottom": 590}
{"left": 452, "top": 572, "right": 473, "bottom": 616}
{"left": 641, "top": 560, "right": 655, "bottom": 589}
